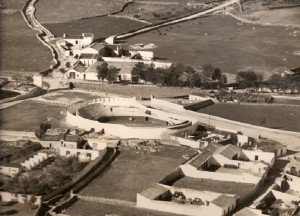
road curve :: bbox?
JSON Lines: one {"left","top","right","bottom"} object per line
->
{"left": 116, "top": 0, "right": 240, "bottom": 39}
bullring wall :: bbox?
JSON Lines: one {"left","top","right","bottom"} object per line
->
{"left": 67, "top": 97, "right": 198, "bottom": 139}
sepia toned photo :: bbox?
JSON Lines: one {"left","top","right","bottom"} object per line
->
{"left": 0, "top": 0, "right": 300, "bottom": 215}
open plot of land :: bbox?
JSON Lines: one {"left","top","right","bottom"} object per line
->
{"left": 0, "top": 0, "right": 52, "bottom": 72}
{"left": 171, "top": 176, "right": 255, "bottom": 197}
{"left": 0, "top": 202, "right": 35, "bottom": 216}
{"left": 80, "top": 147, "right": 195, "bottom": 202}
{"left": 43, "top": 16, "right": 146, "bottom": 39}
{"left": 118, "top": 2, "right": 203, "bottom": 23}
{"left": 197, "top": 103, "right": 300, "bottom": 132}
{"left": 42, "top": 91, "right": 100, "bottom": 105}
{"left": 66, "top": 200, "right": 184, "bottom": 216}
{"left": 35, "top": 0, "right": 127, "bottom": 23}
{"left": 0, "top": 100, "right": 67, "bottom": 131}
{"left": 237, "top": 8, "right": 300, "bottom": 27}
{"left": 75, "top": 83, "right": 194, "bottom": 98}
{"left": 125, "top": 15, "right": 300, "bottom": 76}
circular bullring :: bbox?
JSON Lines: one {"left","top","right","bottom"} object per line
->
{"left": 66, "top": 97, "right": 198, "bottom": 139}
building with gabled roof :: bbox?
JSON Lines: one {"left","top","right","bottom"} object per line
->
{"left": 62, "top": 33, "right": 94, "bottom": 47}
{"left": 79, "top": 53, "right": 99, "bottom": 66}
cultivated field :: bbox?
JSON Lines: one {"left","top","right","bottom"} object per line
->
{"left": 0, "top": 0, "right": 52, "bottom": 72}
{"left": 35, "top": 0, "right": 127, "bottom": 23}
{"left": 79, "top": 147, "right": 196, "bottom": 202}
{"left": 43, "top": 16, "right": 146, "bottom": 39}
{"left": 197, "top": 103, "right": 300, "bottom": 132}
{"left": 0, "top": 100, "right": 67, "bottom": 131}
{"left": 66, "top": 200, "right": 184, "bottom": 216}
{"left": 125, "top": 15, "right": 300, "bottom": 77}
{"left": 75, "top": 83, "right": 194, "bottom": 98}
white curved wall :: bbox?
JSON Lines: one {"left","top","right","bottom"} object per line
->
{"left": 66, "top": 97, "right": 198, "bottom": 139}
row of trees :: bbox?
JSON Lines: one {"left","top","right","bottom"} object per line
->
{"left": 96, "top": 62, "right": 120, "bottom": 83}
{"left": 131, "top": 63, "right": 227, "bottom": 87}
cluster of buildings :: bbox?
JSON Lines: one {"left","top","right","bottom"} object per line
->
{"left": 57, "top": 33, "right": 171, "bottom": 83}
{"left": 137, "top": 142, "right": 276, "bottom": 216}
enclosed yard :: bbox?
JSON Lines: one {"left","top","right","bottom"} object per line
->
{"left": 79, "top": 147, "right": 196, "bottom": 202}
{"left": 0, "top": 100, "right": 67, "bottom": 131}
{"left": 0, "top": 0, "right": 52, "bottom": 72}
{"left": 125, "top": 15, "right": 300, "bottom": 77}
{"left": 197, "top": 103, "right": 300, "bottom": 132}
{"left": 35, "top": 0, "right": 127, "bottom": 23}
{"left": 43, "top": 16, "right": 146, "bottom": 39}
{"left": 66, "top": 200, "right": 184, "bottom": 216}
{"left": 171, "top": 176, "right": 255, "bottom": 197}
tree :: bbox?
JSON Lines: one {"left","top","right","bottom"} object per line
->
{"left": 131, "top": 62, "right": 146, "bottom": 83}
{"left": 107, "top": 66, "right": 120, "bottom": 83}
{"left": 236, "top": 71, "right": 262, "bottom": 87}
{"left": 65, "top": 62, "right": 71, "bottom": 68}
{"left": 96, "top": 62, "right": 108, "bottom": 81}
{"left": 268, "top": 74, "right": 288, "bottom": 89}
{"left": 220, "top": 74, "right": 227, "bottom": 84}
{"left": 202, "top": 64, "right": 214, "bottom": 81}
{"left": 212, "top": 68, "right": 222, "bottom": 81}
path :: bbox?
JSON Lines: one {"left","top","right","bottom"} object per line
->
{"left": 117, "top": 0, "right": 240, "bottom": 39}
{"left": 144, "top": 101, "right": 300, "bottom": 151}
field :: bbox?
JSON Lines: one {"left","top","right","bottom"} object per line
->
{"left": 43, "top": 16, "right": 146, "bottom": 39}
{"left": 80, "top": 147, "right": 196, "bottom": 202}
{"left": 75, "top": 83, "right": 195, "bottom": 98}
{"left": 35, "top": 0, "right": 127, "bottom": 23}
{"left": 125, "top": 15, "right": 300, "bottom": 77}
{"left": 171, "top": 176, "right": 254, "bottom": 196}
{"left": 66, "top": 200, "right": 184, "bottom": 216}
{"left": 197, "top": 103, "right": 300, "bottom": 132}
{"left": 237, "top": 8, "right": 300, "bottom": 27}
{"left": 0, "top": 100, "right": 67, "bottom": 131}
{"left": 0, "top": 0, "right": 52, "bottom": 72}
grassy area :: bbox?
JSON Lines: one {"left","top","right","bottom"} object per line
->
{"left": 171, "top": 176, "right": 255, "bottom": 196}
{"left": 0, "top": 0, "right": 52, "bottom": 72}
{"left": 0, "top": 100, "right": 67, "bottom": 131}
{"left": 237, "top": 8, "right": 300, "bottom": 27}
{"left": 35, "top": 0, "right": 127, "bottom": 23}
{"left": 0, "top": 202, "right": 35, "bottom": 216}
{"left": 75, "top": 83, "right": 194, "bottom": 98}
{"left": 43, "top": 16, "right": 146, "bottom": 39}
{"left": 125, "top": 15, "right": 300, "bottom": 77}
{"left": 80, "top": 147, "right": 195, "bottom": 202}
{"left": 66, "top": 200, "right": 184, "bottom": 216}
{"left": 197, "top": 103, "right": 300, "bottom": 132}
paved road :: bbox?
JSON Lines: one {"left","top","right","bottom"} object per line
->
{"left": 144, "top": 102, "right": 300, "bottom": 151}
{"left": 117, "top": 0, "right": 240, "bottom": 39}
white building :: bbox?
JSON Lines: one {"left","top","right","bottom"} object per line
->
{"left": 62, "top": 33, "right": 94, "bottom": 47}
{"left": 0, "top": 163, "right": 22, "bottom": 177}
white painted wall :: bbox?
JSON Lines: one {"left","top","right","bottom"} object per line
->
{"left": 0, "top": 192, "right": 41, "bottom": 205}
{"left": 0, "top": 166, "right": 20, "bottom": 177}
{"left": 59, "top": 147, "right": 100, "bottom": 161}
{"left": 242, "top": 150, "right": 275, "bottom": 167}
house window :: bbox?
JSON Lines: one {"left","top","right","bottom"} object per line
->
{"left": 255, "top": 155, "right": 259, "bottom": 161}
{"left": 66, "top": 151, "right": 70, "bottom": 155}
{"left": 87, "top": 153, "right": 91, "bottom": 158}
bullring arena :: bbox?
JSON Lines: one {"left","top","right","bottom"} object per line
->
{"left": 67, "top": 97, "right": 198, "bottom": 139}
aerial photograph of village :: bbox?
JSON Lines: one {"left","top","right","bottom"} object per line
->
{"left": 0, "top": 0, "right": 300, "bottom": 215}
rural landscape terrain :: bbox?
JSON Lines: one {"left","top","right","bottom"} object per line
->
{"left": 0, "top": 0, "right": 300, "bottom": 216}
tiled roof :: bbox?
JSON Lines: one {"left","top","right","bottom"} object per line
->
{"left": 83, "top": 33, "right": 94, "bottom": 38}
{"left": 140, "top": 184, "right": 169, "bottom": 200}
{"left": 64, "top": 35, "right": 83, "bottom": 40}
{"left": 73, "top": 62, "right": 87, "bottom": 73}
{"left": 90, "top": 43, "right": 105, "bottom": 51}
{"left": 80, "top": 53, "right": 98, "bottom": 59}
{"left": 234, "top": 208, "right": 261, "bottom": 216}
{"left": 211, "top": 194, "right": 236, "bottom": 208}
{"left": 214, "top": 144, "right": 240, "bottom": 159}
{"left": 190, "top": 143, "right": 223, "bottom": 168}
{"left": 1, "top": 163, "right": 22, "bottom": 168}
